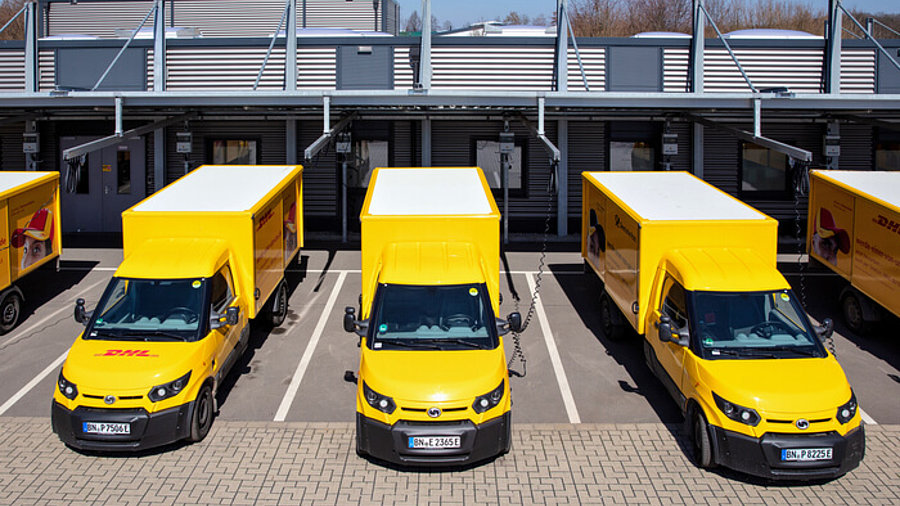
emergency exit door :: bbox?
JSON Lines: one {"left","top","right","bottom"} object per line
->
{"left": 59, "top": 136, "right": 146, "bottom": 233}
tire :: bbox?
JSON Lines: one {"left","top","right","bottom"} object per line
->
{"left": 0, "top": 292, "right": 22, "bottom": 335}
{"left": 841, "top": 292, "right": 870, "bottom": 335}
{"left": 189, "top": 382, "right": 214, "bottom": 443}
{"left": 268, "top": 281, "right": 289, "bottom": 327}
{"left": 691, "top": 406, "right": 716, "bottom": 469}
{"left": 600, "top": 292, "right": 626, "bottom": 341}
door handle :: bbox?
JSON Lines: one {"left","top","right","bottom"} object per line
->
{"left": 104, "top": 185, "right": 110, "bottom": 195}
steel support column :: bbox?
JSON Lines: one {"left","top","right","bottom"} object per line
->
{"left": 154, "top": 128, "right": 166, "bottom": 191}
{"left": 422, "top": 117, "right": 431, "bottom": 166}
{"left": 826, "top": 0, "right": 842, "bottom": 94}
{"left": 691, "top": 0, "right": 705, "bottom": 93}
{"left": 287, "top": 0, "right": 297, "bottom": 91}
{"left": 286, "top": 119, "right": 297, "bottom": 164}
{"left": 419, "top": 0, "right": 432, "bottom": 89}
{"left": 154, "top": 0, "right": 165, "bottom": 91}
{"left": 24, "top": 0, "right": 37, "bottom": 92}
{"left": 557, "top": 118, "right": 568, "bottom": 236}
{"left": 555, "top": 0, "right": 568, "bottom": 92}
{"left": 693, "top": 122, "right": 704, "bottom": 178}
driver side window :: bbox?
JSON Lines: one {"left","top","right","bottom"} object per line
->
{"left": 661, "top": 276, "right": 688, "bottom": 330}
{"left": 210, "top": 266, "right": 234, "bottom": 313}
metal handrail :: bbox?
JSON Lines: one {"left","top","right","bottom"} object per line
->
{"left": 91, "top": 2, "right": 157, "bottom": 91}
{"left": 254, "top": 0, "right": 290, "bottom": 90}
{"left": 870, "top": 17, "right": 900, "bottom": 38}
{"left": 839, "top": 2, "right": 900, "bottom": 73}
{"left": 563, "top": 6, "right": 590, "bottom": 92}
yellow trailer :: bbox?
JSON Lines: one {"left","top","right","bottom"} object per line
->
{"left": 582, "top": 171, "right": 863, "bottom": 480}
{"left": 0, "top": 171, "right": 62, "bottom": 333}
{"left": 343, "top": 167, "right": 521, "bottom": 466}
{"left": 807, "top": 170, "right": 900, "bottom": 334}
{"left": 53, "top": 165, "right": 302, "bottom": 451}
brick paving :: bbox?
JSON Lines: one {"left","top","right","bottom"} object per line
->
{"left": 0, "top": 418, "right": 897, "bottom": 505}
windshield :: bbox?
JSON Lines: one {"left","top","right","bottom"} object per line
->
{"left": 691, "top": 289, "right": 826, "bottom": 359}
{"left": 368, "top": 283, "right": 498, "bottom": 350}
{"left": 84, "top": 277, "right": 207, "bottom": 342}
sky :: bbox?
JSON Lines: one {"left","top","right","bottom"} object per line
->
{"left": 394, "top": 0, "right": 900, "bottom": 29}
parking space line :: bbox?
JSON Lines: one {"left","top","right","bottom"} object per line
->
{"left": 0, "top": 350, "right": 67, "bottom": 416}
{"left": 274, "top": 270, "right": 347, "bottom": 422}
{"left": 860, "top": 408, "right": 877, "bottom": 425}
{"left": 0, "top": 278, "right": 108, "bottom": 351}
{"left": 524, "top": 272, "right": 581, "bottom": 424}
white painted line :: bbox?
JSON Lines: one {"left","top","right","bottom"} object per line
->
{"left": 524, "top": 272, "right": 581, "bottom": 424}
{"left": 1, "top": 278, "right": 108, "bottom": 351}
{"left": 274, "top": 270, "right": 347, "bottom": 422}
{"left": 860, "top": 408, "right": 877, "bottom": 425}
{"left": 0, "top": 350, "right": 67, "bottom": 416}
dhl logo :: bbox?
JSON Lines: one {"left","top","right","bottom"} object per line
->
{"left": 94, "top": 349, "right": 159, "bottom": 357}
{"left": 874, "top": 215, "right": 900, "bottom": 236}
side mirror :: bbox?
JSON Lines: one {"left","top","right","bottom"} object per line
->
{"left": 816, "top": 317, "right": 834, "bottom": 341}
{"left": 656, "top": 315, "right": 672, "bottom": 343}
{"left": 343, "top": 306, "right": 368, "bottom": 337}
{"left": 675, "top": 329, "right": 690, "bottom": 347}
{"left": 209, "top": 312, "right": 225, "bottom": 330}
{"left": 74, "top": 298, "right": 91, "bottom": 325}
{"left": 226, "top": 306, "right": 240, "bottom": 326}
{"left": 507, "top": 312, "right": 523, "bottom": 333}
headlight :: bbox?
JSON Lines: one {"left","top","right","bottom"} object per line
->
{"left": 148, "top": 371, "right": 192, "bottom": 402}
{"left": 58, "top": 371, "right": 78, "bottom": 400}
{"left": 713, "top": 392, "right": 760, "bottom": 426}
{"left": 836, "top": 391, "right": 858, "bottom": 424}
{"left": 472, "top": 380, "right": 505, "bottom": 414}
{"left": 362, "top": 382, "right": 395, "bottom": 414}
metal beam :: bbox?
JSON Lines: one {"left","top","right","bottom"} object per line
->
{"left": 154, "top": 0, "right": 165, "bottom": 91}
{"left": 557, "top": 118, "right": 568, "bottom": 236}
{"left": 153, "top": 128, "right": 165, "bottom": 191}
{"left": 422, "top": 117, "right": 431, "bottom": 166}
{"left": 419, "top": 0, "right": 431, "bottom": 89}
{"left": 555, "top": 0, "right": 568, "bottom": 92}
{"left": 834, "top": 114, "right": 900, "bottom": 132}
{"left": 286, "top": 0, "right": 297, "bottom": 91}
{"left": 286, "top": 119, "right": 297, "bottom": 164}
{"left": 692, "top": 122, "right": 704, "bottom": 177}
{"left": 826, "top": 0, "right": 842, "bottom": 94}
{"left": 686, "top": 113, "right": 812, "bottom": 161}
{"left": 63, "top": 112, "right": 195, "bottom": 160}
{"left": 691, "top": 0, "right": 704, "bottom": 93}
{"left": 24, "top": 0, "right": 37, "bottom": 92}
{"left": 303, "top": 98, "right": 355, "bottom": 161}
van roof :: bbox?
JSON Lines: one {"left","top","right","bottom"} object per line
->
{"left": 132, "top": 165, "right": 300, "bottom": 213}
{"left": 584, "top": 171, "right": 769, "bottom": 221}
{"left": 365, "top": 167, "right": 496, "bottom": 216}
{"left": 814, "top": 170, "right": 900, "bottom": 209}
{"left": 0, "top": 172, "right": 55, "bottom": 195}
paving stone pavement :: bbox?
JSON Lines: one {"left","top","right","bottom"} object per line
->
{"left": 0, "top": 418, "right": 897, "bottom": 505}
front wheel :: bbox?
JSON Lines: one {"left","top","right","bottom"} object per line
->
{"left": 0, "top": 291, "right": 22, "bottom": 335}
{"left": 691, "top": 406, "right": 716, "bottom": 469}
{"left": 189, "top": 383, "right": 214, "bottom": 443}
{"left": 268, "top": 281, "right": 289, "bottom": 327}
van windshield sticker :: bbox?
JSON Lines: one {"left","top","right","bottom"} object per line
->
{"left": 374, "top": 342, "right": 383, "bottom": 349}
{"left": 469, "top": 288, "right": 478, "bottom": 296}
{"left": 192, "top": 280, "right": 201, "bottom": 289}
{"left": 703, "top": 337, "right": 714, "bottom": 346}
{"left": 780, "top": 293, "right": 790, "bottom": 302}
{"left": 378, "top": 324, "right": 387, "bottom": 333}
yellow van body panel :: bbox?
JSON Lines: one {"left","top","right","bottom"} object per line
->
{"left": 0, "top": 171, "right": 62, "bottom": 289}
{"left": 662, "top": 248, "right": 790, "bottom": 293}
{"left": 115, "top": 238, "right": 228, "bottom": 280}
{"left": 357, "top": 341, "right": 510, "bottom": 425}
{"left": 53, "top": 336, "right": 211, "bottom": 414}
{"left": 379, "top": 242, "right": 486, "bottom": 286}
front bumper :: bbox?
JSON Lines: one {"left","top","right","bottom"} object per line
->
{"left": 356, "top": 411, "right": 511, "bottom": 466}
{"left": 51, "top": 400, "right": 195, "bottom": 452}
{"left": 710, "top": 424, "right": 865, "bottom": 480}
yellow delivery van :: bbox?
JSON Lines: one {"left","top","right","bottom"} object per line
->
{"left": 582, "top": 171, "right": 864, "bottom": 480}
{"left": 0, "top": 171, "right": 62, "bottom": 333}
{"left": 807, "top": 170, "right": 900, "bottom": 334}
{"left": 52, "top": 165, "right": 302, "bottom": 451}
{"left": 343, "top": 167, "right": 522, "bottom": 466}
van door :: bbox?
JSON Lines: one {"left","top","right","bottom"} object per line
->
{"left": 209, "top": 265, "right": 241, "bottom": 380}
{"left": 649, "top": 275, "right": 689, "bottom": 400}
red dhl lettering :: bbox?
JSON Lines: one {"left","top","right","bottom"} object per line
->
{"left": 874, "top": 215, "right": 900, "bottom": 236}
{"left": 94, "top": 349, "right": 159, "bottom": 357}
{"left": 257, "top": 208, "right": 274, "bottom": 230}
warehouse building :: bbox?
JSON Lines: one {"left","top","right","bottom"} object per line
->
{"left": 0, "top": 0, "right": 898, "bottom": 241}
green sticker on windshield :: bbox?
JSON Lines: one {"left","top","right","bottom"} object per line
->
{"left": 703, "top": 337, "right": 714, "bottom": 346}
{"left": 780, "top": 293, "right": 790, "bottom": 301}
{"left": 469, "top": 288, "right": 478, "bottom": 296}
{"left": 192, "top": 280, "right": 201, "bottom": 289}
{"left": 378, "top": 324, "right": 387, "bottom": 333}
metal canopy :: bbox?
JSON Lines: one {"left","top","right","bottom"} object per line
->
{"left": 62, "top": 112, "right": 195, "bottom": 160}
{"left": 686, "top": 113, "right": 812, "bottom": 161}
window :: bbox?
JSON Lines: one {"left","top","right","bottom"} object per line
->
{"left": 347, "top": 139, "right": 389, "bottom": 188}
{"left": 211, "top": 139, "right": 258, "bottom": 165}
{"left": 473, "top": 139, "right": 525, "bottom": 190}
{"left": 740, "top": 142, "right": 790, "bottom": 197}
{"left": 609, "top": 141, "right": 655, "bottom": 171}
{"left": 875, "top": 140, "right": 900, "bottom": 171}
{"left": 661, "top": 276, "right": 688, "bottom": 330}
{"left": 74, "top": 154, "right": 90, "bottom": 194}
{"left": 116, "top": 149, "right": 131, "bottom": 194}
{"left": 210, "top": 266, "right": 234, "bottom": 313}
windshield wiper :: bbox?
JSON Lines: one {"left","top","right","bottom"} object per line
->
{"left": 757, "top": 345, "right": 821, "bottom": 358}
{"left": 116, "top": 330, "right": 189, "bottom": 342}
{"left": 419, "top": 338, "right": 485, "bottom": 349}
{"left": 375, "top": 339, "right": 441, "bottom": 350}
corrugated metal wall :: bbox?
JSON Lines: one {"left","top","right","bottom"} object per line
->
{"left": 567, "top": 121, "right": 605, "bottom": 218}
{"left": 663, "top": 48, "right": 689, "bottom": 92}
{"left": 393, "top": 46, "right": 414, "bottom": 89}
{"left": 298, "top": 120, "right": 337, "bottom": 218}
{"left": 0, "top": 50, "right": 24, "bottom": 91}
{"left": 47, "top": 0, "right": 397, "bottom": 37}
{"left": 703, "top": 48, "right": 824, "bottom": 93}
{"left": 38, "top": 49, "right": 55, "bottom": 91}
{"left": 567, "top": 47, "right": 605, "bottom": 91}
{"left": 166, "top": 47, "right": 285, "bottom": 90}
{"left": 430, "top": 46, "right": 555, "bottom": 91}
{"left": 837, "top": 123, "right": 874, "bottom": 170}
{"left": 0, "top": 123, "right": 26, "bottom": 170}
{"left": 840, "top": 49, "right": 876, "bottom": 94}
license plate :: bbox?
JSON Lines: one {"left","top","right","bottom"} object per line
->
{"left": 781, "top": 448, "right": 832, "bottom": 462}
{"left": 83, "top": 422, "right": 130, "bottom": 435}
{"left": 408, "top": 436, "right": 461, "bottom": 449}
